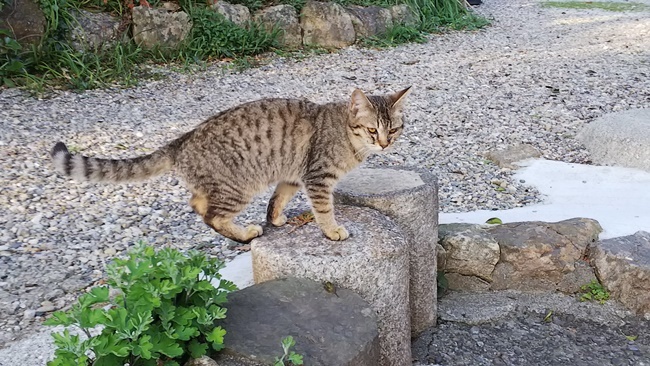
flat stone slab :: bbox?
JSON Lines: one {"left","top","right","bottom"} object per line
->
{"left": 251, "top": 205, "right": 411, "bottom": 366}
{"left": 213, "top": 277, "right": 379, "bottom": 366}
{"left": 589, "top": 231, "right": 650, "bottom": 318}
{"left": 334, "top": 167, "right": 438, "bottom": 336}
{"left": 578, "top": 108, "right": 650, "bottom": 172}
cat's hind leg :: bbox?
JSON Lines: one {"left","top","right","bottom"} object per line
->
{"left": 266, "top": 181, "right": 301, "bottom": 227}
{"left": 193, "top": 187, "right": 262, "bottom": 243}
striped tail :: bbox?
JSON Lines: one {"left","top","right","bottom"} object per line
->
{"left": 51, "top": 142, "right": 174, "bottom": 183}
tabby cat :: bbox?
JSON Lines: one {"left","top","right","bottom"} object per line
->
{"left": 51, "top": 87, "right": 411, "bottom": 243}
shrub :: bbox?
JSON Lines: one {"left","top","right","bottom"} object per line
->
{"left": 44, "top": 243, "right": 237, "bottom": 366}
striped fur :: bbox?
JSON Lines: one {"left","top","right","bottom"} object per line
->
{"left": 51, "top": 87, "right": 412, "bottom": 243}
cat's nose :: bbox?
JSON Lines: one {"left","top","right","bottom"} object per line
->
{"left": 379, "top": 141, "right": 389, "bottom": 149}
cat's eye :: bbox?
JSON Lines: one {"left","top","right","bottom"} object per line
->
{"left": 367, "top": 128, "right": 377, "bottom": 134}
{"left": 389, "top": 128, "right": 399, "bottom": 134}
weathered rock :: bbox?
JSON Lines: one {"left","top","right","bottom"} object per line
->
{"left": 69, "top": 9, "right": 122, "bottom": 51}
{"left": 253, "top": 4, "right": 301, "bottom": 48}
{"left": 438, "top": 223, "right": 500, "bottom": 282}
{"left": 436, "top": 243, "right": 446, "bottom": 272}
{"left": 485, "top": 143, "right": 542, "bottom": 169}
{"left": 252, "top": 206, "right": 410, "bottom": 366}
{"left": 214, "top": 278, "right": 379, "bottom": 366}
{"left": 212, "top": 0, "right": 250, "bottom": 27}
{"left": 589, "top": 231, "right": 650, "bottom": 318}
{"left": 300, "top": 1, "right": 356, "bottom": 48}
{"left": 334, "top": 167, "right": 438, "bottom": 336}
{"left": 345, "top": 5, "right": 392, "bottom": 38}
{"left": 577, "top": 108, "right": 650, "bottom": 172}
{"left": 488, "top": 218, "right": 602, "bottom": 291}
{"left": 0, "top": 0, "right": 46, "bottom": 45}
{"left": 184, "top": 356, "right": 219, "bottom": 366}
{"left": 445, "top": 273, "right": 490, "bottom": 292}
{"left": 556, "top": 259, "right": 597, "bottom": 294}
{"left": 132, "top": 7, "right": 191, "bottom": 49}
{"left": 389, "top": 4, "right": 417, "bottom": 26}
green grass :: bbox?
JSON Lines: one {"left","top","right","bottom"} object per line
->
{"left": 542, "top": 1, "right": 650, "bottom": 12}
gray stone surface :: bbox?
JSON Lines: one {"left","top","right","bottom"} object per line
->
{"left": 253, "top": 5, "right": 302, "bottom": 48}
{"left": 590, "top": 231, "right": 650, "bottom": 318}
{"left": 69, "top": 9, "right": 122, "bottom": 51}
{"left": 214, "top": 277, "right": 380, "bottom": 366}
{"left": 488, "top": 218, "right": 602, "bottom": 291}
{"left": 251, "top": 205, "right": 410, "bottom": 366}
{"left": 439, "top": 223, "right": 500, "bottom": 282}
{"left": 300, "top": 1, "right": 356, "bottom": 48}
{"left": 578, "top": 108, "right": 650, "bottom": 172}
{"left": 212, "top": 1, "right": 250, "bottom": 27}
{"left": 0, "top": 0, "right": 46, "bottom": 45}
{"left": 415, "top": 290, "right": 650, "bottom": 365}
{"left": 345, "top": 5, "right": 393, "bottom": 38}
{"left": 132, "top": 7, "right": 191, "bottom": 49}
{"left": 334, "top": 167, "right": 438, "bottom": 337}
{"left": 485, "top": 143, "right": 542, "bottom": 169}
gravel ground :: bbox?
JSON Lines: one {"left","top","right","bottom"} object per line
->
{"left": 0, "top": 0, "right": 649, "bottom": 360}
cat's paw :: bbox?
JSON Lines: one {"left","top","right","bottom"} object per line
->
{"left": 323, "top": 225, "right": 349, "bottom": 241}
{"left": 246, "top": 224, "right": 264, "bottom": 238}
{"left": 271, "top": 214, "right": 287, "bottom": 227}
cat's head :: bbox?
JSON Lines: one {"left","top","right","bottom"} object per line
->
{"left": 347, "top": 87, "right": 412, "bottom": 153}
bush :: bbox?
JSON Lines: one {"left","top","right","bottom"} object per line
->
{"left": 44, "top": 243, "right": 237, "bottom": 366}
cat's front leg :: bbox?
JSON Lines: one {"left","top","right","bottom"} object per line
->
{"left": 304, "top": 183, "right": 349, "bottom": 241}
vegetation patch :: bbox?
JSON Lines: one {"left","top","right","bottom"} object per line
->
{"left": 542, "top": 1, "right": 649, "bottom": 12}
{"left": 44, "top": 243, "right": 236, "bottom": 366}
{"left": 579, "top": 280, "right": 610, "bottom": 304}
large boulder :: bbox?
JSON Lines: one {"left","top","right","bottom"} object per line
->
{"left": 253, "top": 4, "right": 301, "bottom": 48}
{"left": 589, "top": 231, "right": 650, "bottom": 318}
{"left": 0, "top": 0, "right": 46, "bottom": 45}
{"left": 69, "top": 9, "right": 122, "bottom": 51}
{"left": 488, "top": 218, "right": 602, "bottom": 291}
{"left": 300, "top": 1, "right": 356, "bottom": 48}
{"left": 212, "top": 0, "right": 250, "bottom": 27}
{"left": 214, "top": 277, "right": 380, "bottom": 366}
{"left": 252, "top": 205, "right": 411, "bottom": 366}
{"left": 345, "top": 5, "right": 392, "bottom": 38}
{"left": 577, "top": 108, "right": 650, "bottom": 172}
{"left": 131, "top": 7, "right": 191, "bottom": 49}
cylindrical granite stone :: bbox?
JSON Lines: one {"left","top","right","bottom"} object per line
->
{"left": 252, "top": 205, "right": 411, "bottom": 366}
{"left": 334, "top": 167, "right": 439, "bottom": 336}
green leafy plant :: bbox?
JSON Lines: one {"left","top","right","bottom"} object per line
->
{"left": 485, "top": 217, "right": 503, "bottom": 225}
{"left": 579, "top": 280, "right": 610, "bottom": 304}
{"left": 44, "top": 243, "right": 237, "bottom": 366}
{"left": 274, "top": 336, "right": 304, "bottom": 366}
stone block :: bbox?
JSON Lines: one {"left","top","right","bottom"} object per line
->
{"left": 590, "top": 231, "right": 650, "bottom": 318}
{"left": 438, "top": 223, "right": 500, "bottom": 282}
{"left": 213, "top": 277, "right": 380, "bottom": 365}
{"left": 252, "top": 206, "right": 410, "bottom": 366}
{"left": 334, "top": 167, "right": 438, "bottom": 336}
{"left": 345, "top": 5, "right": 393, "bottom": 38}
{"left": 389, "top": 4, "right": 417, "bottom": 26}
{"left": 488, "top": 218, "right": 602, "bottom": 291}
{"left": 253, "top": 4, "right": 302, "bottom": 48}
{"left": 300, "top": 1, "right": 356, "bottom": 48}
{"left": 0, "top": 0, "right": 46, "bottom": 45}
{"left": 69, "top": 9, "right": 122, "bottom": 51}
{"left": 212, "top": 0, "right": 250, "bottom": 27}
{"left": 132, "top": 7, "right": 191, "bottom": 49}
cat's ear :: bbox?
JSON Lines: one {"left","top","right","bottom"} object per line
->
{"left": 349, "top": 89, "right": 373, "bottom": 117}
{"left": 389, "top": 86, "right": 412, "bottom": 110}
